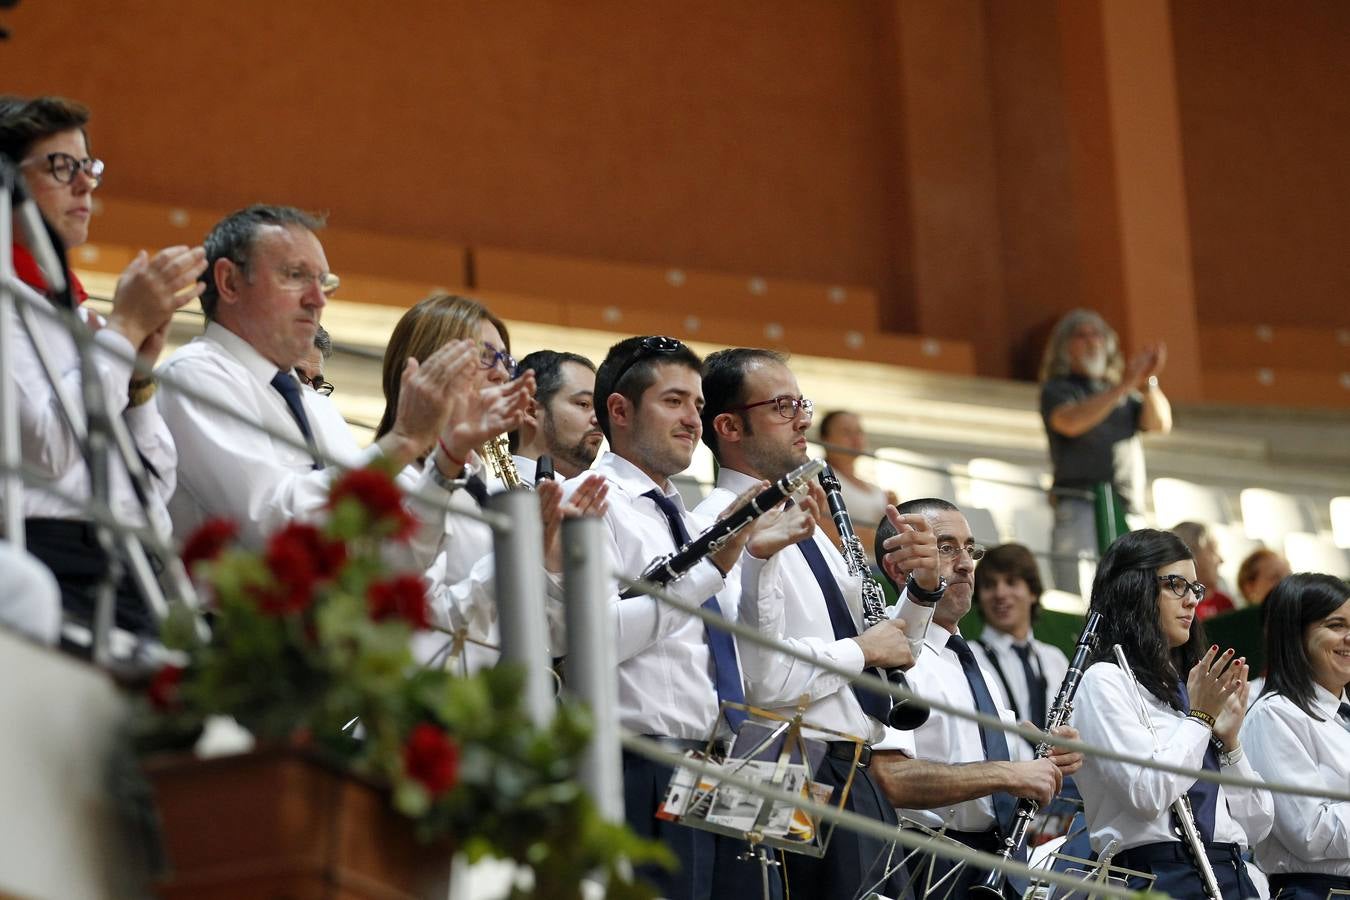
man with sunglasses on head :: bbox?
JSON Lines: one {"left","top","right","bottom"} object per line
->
{"left": 1, "top": 96, "right": 206, "bottom": 654}
{"left": 696, "top": 347, "right": 936, "bottom": 900}
{"left": 157, "top": 206, "right": 500, "bottom": 572}
{"left": 562, "top": 336, "right": 814, "bottom": 899}
{"left": 872, "top": 499, "right": 1084, "bottom": 898}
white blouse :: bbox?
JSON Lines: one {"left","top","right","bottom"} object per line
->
{"left": 1242, "top": 685, "right": 1350, "bottom": 878}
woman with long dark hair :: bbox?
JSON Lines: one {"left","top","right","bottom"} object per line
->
{"left": 1242, "top": 574, "right": 1350, "bottom": 898}
{"left": 1072, "top": 529, "right": 1273, "bottom": 897}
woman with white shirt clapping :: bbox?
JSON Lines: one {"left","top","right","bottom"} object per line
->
{"left": 1243, "top": 573, "right": 1350, "bottom": 899}
{"left": 1072, "top": 528, "right": 1273, "bottom": 898}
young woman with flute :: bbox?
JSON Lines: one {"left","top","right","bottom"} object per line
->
{"left": 1243, "top": 573, "right": 1350, "bottom": 899}
{"left": 1071, "top": 529, "right": 1273, "bottom": 898}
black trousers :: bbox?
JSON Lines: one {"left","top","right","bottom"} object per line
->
{"left": 1115, "top": 841, "right": 1260, "bottom": 899}
{"left": 1269, "top": 872, "right": 1350, "bottom": 899}
{"left": 621, "top": 747, "right": 784, "bottom": 900}
{"left": 785, "top": 750, "right": 913, "bottom": 900}
{"left": 25, "top": 518, "right": 157, "bottom": 655}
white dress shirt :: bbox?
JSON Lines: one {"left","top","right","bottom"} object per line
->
{"left": 563, "top": 451, "right": 730, "bottom": 741}
{"left": 896, "top": 623, "right": 1029, "bottom": 831}
{"left": 8, "top": 300, "right": 176, "bottom": 535}
{"left": 1072, "top": 661, "right": 1274, "bottom": 853}
{"left": 157, "top": 323, "right": 447, "bottom": 568}
{"left": 1243, "top": 685, "right": 1350, "bottom": 878}
{"left": 972, "top": 627, "right": 1070, "bottom": 729}
{"left": 696, "top": 467, "right": 913, "bottom": 753}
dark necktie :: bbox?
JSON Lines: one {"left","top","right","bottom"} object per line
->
{"left": 643, "top": 489, "right": 747, "bottom": 729}
{"left": 1177, "top": 681, "right": 1221, "bottom": 844}
{"left": 796, "top": 536, "right": 891, "bottom": 723}
{"left": 947, "top": 634, "right": 1018, "bottom": 833}
{"left": 463, "top": 473, "right": 490, "bottom": 507}
{"left": 1337, "top": 702, "right": 1350, "bottom": 734}
{"left": 269, "top": 371, "right": 323, "bottom": 470}
{"left": 1013, "top": 643, "right": 1049, "bottom": 728}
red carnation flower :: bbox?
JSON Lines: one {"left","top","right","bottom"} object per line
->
{"left": 329, "top": 467, "right": 416, "bottom": 541}
{"left": 254, "top": 523, "right": 346, "bottom": 615}
{"left": 181, "top": 518, "right": 238, "bottom": 570}
{"left": 367, "top": 574, "right": 430, "bottom": 629}
{"left": 147, "top": 664, "right": 185, "bottom": 711}
{"left": 403, "top": 723, "right": 459, "bottom": 796}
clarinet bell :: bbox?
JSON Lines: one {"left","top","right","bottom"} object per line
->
{"left": 886, "top": 695, "right": 931, "bottom": 730}
{"left": 884, "top": 672, "right": 930, "bottom": 730}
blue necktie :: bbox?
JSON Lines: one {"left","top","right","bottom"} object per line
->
{"left": 1177, "top": 681, "right": 1221, "bottom": 844}
{"left": 1013, "top": 643, "right": 1049, "bottom": 728}
{"left": 270, "top": 371, "right": 323, "bottom": 470}
{"left": 643, "top": 489, "right": 747, "bottom": 730}
{"left": 1338, "top": 702, "right": 1350, "bottom": 735}
{"left": 948, "top": 635, "right": 1019, "bottom": 832}
{"left": 796, "top": 536, "right": 891, "bottom": 723}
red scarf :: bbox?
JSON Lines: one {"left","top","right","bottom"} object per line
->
{"left": 11, "top": 240, "right": 89, "bottom": 306}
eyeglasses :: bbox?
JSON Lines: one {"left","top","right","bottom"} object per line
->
{"left": 608, "top": 336, "right": 685, "bottom": 392}
{"left": 1158, "top": 573, "right": 1206, "bottom": 601}
{"left": 295, "top": 370, "right": 334, "bottom": 396}
{"left": 23, "top": 152, "right": 105, "bottom": 187}
{"left": 730, "top": 395, "right": 815, "bottom": 421}
{"left": 234, "top": 258, "right": 340, "bottom": 298}
{"left": 938, "top": 542, "right": 986, "bottom": 561}
{"left": 479, "top": 341, "right": 516, "bottom": 373}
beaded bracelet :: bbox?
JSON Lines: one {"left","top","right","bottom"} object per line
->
{"left": 1187, "top": 709, "right": 1216, "bottom": 728}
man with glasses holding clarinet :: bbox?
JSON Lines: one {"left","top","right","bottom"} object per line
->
{"left": 697, "top": 347, "right": 944, "bottom": 900}
{"left": 873, "top": 499, "right": 1084, "bottom": 898}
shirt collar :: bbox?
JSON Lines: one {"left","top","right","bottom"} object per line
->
{"left": 714, "top": 466, "right": 761, "bottom": 496}
{"left": 978, "top": 627, "right": 1035, "bottom": 652}
{"left": 1311, "top": 681, "right": 1346, "bottom": 717}
{"left": 203, "top": 320, "right": 287, "bottom": 387}
{"left": 594, "top": 451, "right": 670, "bottom": 500}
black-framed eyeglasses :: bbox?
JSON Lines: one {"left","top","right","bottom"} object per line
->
{"left": 730, "top": 395, "right": 815, "bottom": 421}
{"left": 295, "top": 370, "right": 334, "bottom": 396}
{"left": 608, "top": 336, "right": 685, "bottom": 392}
{"left": 23, "top": 152, "right": 105, "bottom": 187}
{"left": 1158, "top": 573, "right": 1206, "bottom": 601}
{"left": 479, "top": 341, "right": 516, "bottom": 373}
{"left": 938, "top": 542, "right": 986, "bottom": 561}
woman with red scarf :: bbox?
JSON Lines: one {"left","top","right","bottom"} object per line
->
{"left": 1, "top": 96, "right": 206, "bottom": 656}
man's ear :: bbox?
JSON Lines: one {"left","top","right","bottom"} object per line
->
{"left": 521, "top": 398, "right": 542, "bottom": 432}
{"left": 605, "top": 392, "right": 629, "bottom": 431}
{"left": 712, "top": 411, "right": 743, "bottom": 445}
{"left": 213, "top": 257, "right": 242, "bottom": 307}
{"left": 880, "top": 548, "right": 907, "bottom": 585}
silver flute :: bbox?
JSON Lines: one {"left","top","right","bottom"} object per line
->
{"left": 1113, "top": 644, "right": 1222, "bottom": 900}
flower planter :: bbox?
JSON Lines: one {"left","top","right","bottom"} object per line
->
{"left": 145, "top": 746, "right": 452, "bottom": 899}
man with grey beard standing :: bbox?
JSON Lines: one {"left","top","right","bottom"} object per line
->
{"left": 1037, "top": 309, "right": 1172, "bottom": 591}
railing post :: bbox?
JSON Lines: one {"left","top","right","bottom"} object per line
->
{"left": 487, "top": 489, "right": 553, "bottom": 727}
{"left": 561, "top": 516, "right": 624, "bottom": 824}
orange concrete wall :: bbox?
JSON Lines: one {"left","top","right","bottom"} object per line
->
{"left": 4, "top": 0, "right": 1348, "bottom": 391}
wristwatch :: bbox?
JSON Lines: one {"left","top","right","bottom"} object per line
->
{"left": 905, "top": 574, "right": 947, "bottom": 604}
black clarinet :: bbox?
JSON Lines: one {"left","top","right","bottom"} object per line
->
{"left": 818, "top": 464, "right": 929, "bottom": 730}
{"left": 626, "top": 458, "right": 825, "bottom": 593}
{"left": 971, "top": 610, "right": 1104, "bottom": 898}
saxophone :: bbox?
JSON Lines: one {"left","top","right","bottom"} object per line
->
{"left": 483, "top": 434, "right": 526, "bottom": 490}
